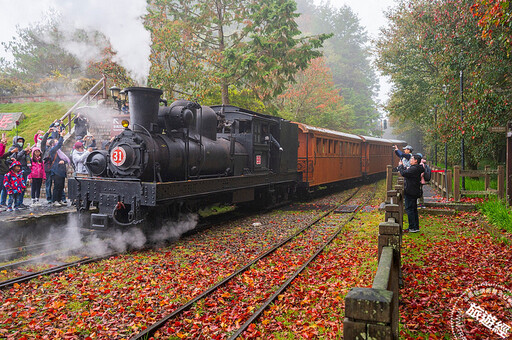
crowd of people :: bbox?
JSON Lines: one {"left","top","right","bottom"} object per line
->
{"left": 0, "top": 113, "right": 111, "bottom": 212}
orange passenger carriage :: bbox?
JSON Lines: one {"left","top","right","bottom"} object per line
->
{"left": 294, "top": 122, "right": 407, "bottom": 191}
{"left": 294, "top": 123, "right": 364, "bottom": 190}
{"left": 360, "top": 136, "right": 395, "bottom": 176}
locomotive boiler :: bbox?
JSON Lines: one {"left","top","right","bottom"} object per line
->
{"left": 86, "top": 87, "right": 248, "bottom": 181}
{"left": 69, "top": 87, "right": 300, "bottom": 228}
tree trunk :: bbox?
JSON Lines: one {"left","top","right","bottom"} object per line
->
{"left": 221, "top": 83, "right": 229, "bottom": 105}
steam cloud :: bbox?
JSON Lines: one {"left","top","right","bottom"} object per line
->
{"left": 49, "top": 0, "right": 150, "bottom": 83}
{"left": 61, "top": 213, "right": 199, "bottom": 257}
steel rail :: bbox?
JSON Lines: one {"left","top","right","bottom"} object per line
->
{"left": 228, "top": 183, "right": 378, "bottom": 339}
{"left": 130, "top": 186, "right": 363, "bottom": 340}
{"left": 0, "top": 208, "right": 259, "bottom": 290}
{"left": 0, "top": 254, "right": 115, "bottom": 289}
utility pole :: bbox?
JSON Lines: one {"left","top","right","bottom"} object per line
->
{"left": 507, "top": 122, "right": 512, "bottom": 206}
{"left": 434, "top": 105, "right": 438, "bottom": 166}
{"left": 460, "top": 69, "right": 465, "bottom": 190}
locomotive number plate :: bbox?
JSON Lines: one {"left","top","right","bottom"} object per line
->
{"left": 111, "top": 146, "right": 127, "bottom": 166}
{"left": 255, "top": 155, "right": 261, "bottom": 165}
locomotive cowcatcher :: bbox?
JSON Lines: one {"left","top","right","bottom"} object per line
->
{"left": 68, "top": 87, "right": 300, "bottom": 229}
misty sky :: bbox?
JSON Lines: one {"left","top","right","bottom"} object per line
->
{"left": 0, "top": 0, "right": 396, "bottom": 102}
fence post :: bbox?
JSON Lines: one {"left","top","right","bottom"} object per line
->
{"left": 485, "top": 165, "right": 490, "bottom": 192}
{"left": 386, "top": 165, "right": 393, "bottom": 192}
{"left": 434, "top": 165, "right": 439, "bottom": 188}
{"left": 498, "top": 165, "right": 505, "bottom": 200}
{"left": 454, "top": 166, "right": 460, "bottom": 202}
{"left": 446, "top": 169, "right": 452, "bottom": 200}
{"left": 395, "top": 177, "right": 404, "bottom": 230}
{"left": 102, "top": 76, "right": 108, "bottom": 99}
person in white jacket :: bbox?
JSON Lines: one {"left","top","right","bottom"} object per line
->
{"left": 72, "top": 141, "right": 91, "bottom": 175}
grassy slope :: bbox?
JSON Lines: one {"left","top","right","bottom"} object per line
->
{"left": 0, "top": 102, "right": 73, "bottom": 145}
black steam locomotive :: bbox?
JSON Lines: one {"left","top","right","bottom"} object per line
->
{"left": 69, "top": 87, "right": 300, "bottom": 228}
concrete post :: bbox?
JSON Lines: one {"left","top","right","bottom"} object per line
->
{"left": 386, "top": 165, "right": 393, "bottom": 193}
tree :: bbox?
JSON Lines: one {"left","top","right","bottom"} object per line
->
{"left": 144, "top": 0, "right": 330, "bottom": 105}
{"left": 294, "top": 1, "right": 380, "bottom": 134}
{"left": 1, "top": 15, "right": 134, "bottom": 95}
{"left": 275, "top": 57, "right": 351, "bottom": 130}
{"left": 1, "top": 18, "right": 82, "bottom": 83}
{"left": 376, "top": 0, "right": 512, "bottom": 166}
{"left": 471, "top": 0, "right": 512, "bottom": 55}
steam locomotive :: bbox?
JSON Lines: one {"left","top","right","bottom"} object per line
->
{"left": 68, "top": 87, "right": 404, "bottom": 229}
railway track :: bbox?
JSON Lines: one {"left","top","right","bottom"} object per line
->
{"left": 131, "top": 183, "right": 377, "bottom": 339}
{"left": 0, "top": 200, "right": 296, "bottom": 290}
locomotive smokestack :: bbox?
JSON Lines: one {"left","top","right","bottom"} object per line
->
{"left": 125, "top": 87, "right": 163, "bottom": 133}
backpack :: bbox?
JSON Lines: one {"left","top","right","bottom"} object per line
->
{"left": 423, "top": 163, "right": 432, "bottom": 182}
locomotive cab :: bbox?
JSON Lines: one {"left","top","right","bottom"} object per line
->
{"left": 213, "top": 105, "right": 298, "bottom": 175}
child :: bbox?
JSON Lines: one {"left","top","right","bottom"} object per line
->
{"left": 4, "top": 160, "right": 26, "bottom": 212}
{"left": 28, "top": 147, "right": 45, "bottom": 206}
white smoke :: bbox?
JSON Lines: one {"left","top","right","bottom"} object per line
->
{"left": 149, "top": 214, "right": 199, "bottom": 244}
{"left": 47, "top": 0, "right": 151, "bottom": 83}
{"left": 59, "top": 213, "right": 198, "bottom": 257}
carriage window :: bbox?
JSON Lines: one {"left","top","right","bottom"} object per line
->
{"left": 316, "top": 139, "right": 321, "bottom": 153}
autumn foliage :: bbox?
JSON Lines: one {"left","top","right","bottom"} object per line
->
{"left": 376, "top": 0, "right": 512, "bottom": 166}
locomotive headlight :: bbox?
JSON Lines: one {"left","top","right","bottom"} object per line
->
{"left": 121, "top": 120, "right": 129, "bottom": 128}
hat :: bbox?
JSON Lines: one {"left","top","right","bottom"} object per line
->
{"left": 9, "top": 160, "right": 21, "bottom": 169}
{"left": 403, "top": 145, "right": 413, "bottom": 151}
{"left": 416, "top": 153, "right": 423, "bottom": 158}
{"left": 74, "top": 141, "right": 84, "bottom": 149}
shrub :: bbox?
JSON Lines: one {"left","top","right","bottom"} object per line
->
{"left": 477, "top": 197, "right": 512, "bottom": 233}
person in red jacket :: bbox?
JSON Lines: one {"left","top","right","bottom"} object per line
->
{"left": 27, "top": 147, "right": 46, "bottom": 206}
{"left": 4, "top": 160, "right": 26, "bottom": 212}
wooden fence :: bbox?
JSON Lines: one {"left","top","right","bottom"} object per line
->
{"left": 344, "top": 179, "right": 404, "bottom": 339}
{"left": 387, "top": 164, "right": 505, "bottom": 202}
{"left": 429, "top": 165, "right": 452, "bottom": 200}
{"left": 453, "top": 165, "right": 504, "bottom": 202}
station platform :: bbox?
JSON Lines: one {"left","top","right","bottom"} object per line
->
{"left": 0, "top": 198, "right": 74, "bottom": 223}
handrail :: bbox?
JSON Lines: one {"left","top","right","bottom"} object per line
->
{"left": 58, "top": 77, "right": 106, "bottom": 131}
{"left": 372, "top": 246, "right": 393, "bottom": 290}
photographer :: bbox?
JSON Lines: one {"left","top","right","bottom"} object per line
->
{"left": 73, "top": 113, "right": 89, "bottom": 141}
{"left": 72, "top": 141, "right": 93, "bottom": 176}
{"left": 50, "top": 119, "right": 65, "bottom": 140}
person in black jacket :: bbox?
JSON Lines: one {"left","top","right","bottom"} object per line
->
{"left": 73, "top": 113, "right": 89, "bottom": 141}
{"left": 397, "top": 154, "right": 424, "bottom": 233}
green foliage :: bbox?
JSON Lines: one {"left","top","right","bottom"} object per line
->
{"left": 145, "top": 0, "right": 329, "bottom": 105}
{"left": 200, "top": 87, "right": 265, "bottom": 113}
{"left": 376, "top": 0, "right": 512, "bottom": 167}
{"left": 1, "top": 16, "right": 82, "bottom": 83}
{"left": 0, "top": 102, "right": 73, "bottom": 143}
{"left": 0, "top": 15, "right": 133, "bottom": 96}
{"left": 478, "top": 198, "right": 512, "bottom": 233}
{"left": 472, "top": 0, "right": 512, "bottom": 56}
